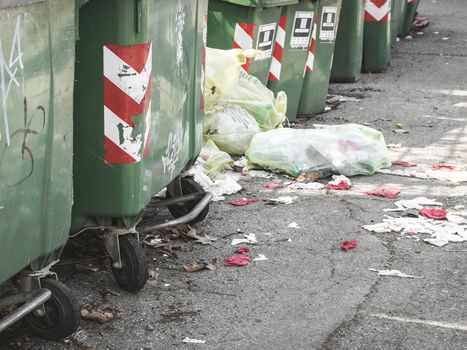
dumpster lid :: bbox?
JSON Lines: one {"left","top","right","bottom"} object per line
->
{"left": 219, "top": 0, "right": 299, "bottom": 7}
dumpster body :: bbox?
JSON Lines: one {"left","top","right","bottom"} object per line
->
{"left": 0, "top": 0, "right": 80, "bottom": 339}
{"left": 298, "top": 0, "right": 342, "bottom": 115}
{"left": 391, "top": 0, "right": 406, "bottom": 43}
{"left": 401, "top": 0, "right": 419, "bottom": 36}
{"left": 330, "top": 0, "right": 365, "bottom": 83}
{"left": 267, "top": 0, "right": 318, "bottom": 121}
{"left": 73, "top": 0, "right": 210, "bottom": 292}
{"left": 207, "top": 0, "right": 299, "bottom": 84}
{"left": 362, "top": 0, "right": 391, "bottom": 72}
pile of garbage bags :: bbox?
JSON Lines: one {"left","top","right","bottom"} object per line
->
{"left": 199, "top": 47, "right": 390, "bottom": 182}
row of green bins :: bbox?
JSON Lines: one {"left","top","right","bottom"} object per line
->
{"left": 362, "top": 0, "right": 391, "bottom": 72}
{"left": 391, "top": 0, "right": 407, "bottom": 43}
{"left": 298, "top": 0, "right": 342, "bottom": 115}
{"left": 401, "top": 0, "right": 420, "bottom": 36}
{"left": 0, "top": 0, "right": 80, "bottom": 340}
{"left": 73, "top": 0, "right": 211, "bottom": 293}
{"left": 331, "top": 0, "right": 365, "bottom": 82}
{"left": 207, "top": 0, "right": 299, "bottom": 84}
{"left": 267, "top": 0, "right": 318, "bottom": 120}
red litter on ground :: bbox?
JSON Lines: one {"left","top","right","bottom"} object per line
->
{"left": 224, "top": 255, "right": 251, "bottom": 266}
{"left": 366, "top": 187, "right": 401, "bottom": 199}
{"left": 326, "top": 181, "right": 350, "bottom": 190}
{"left": 234, "top": 247, "right": 251, "bottom": 254}
{"left": 226, "top": 198, "right": 260, "bottom": 206}
{"left": 341, "top": 240, "right": 357, "bottom": 251}
{"left": 392, "top": 161, "right": 417, "bottom": 167}
{"left": 263, "top": 183, "right": 281, "bottom": 189}
{"left": 420, "top": 207, "right": 447, "bottom": 220}
{"left": 432, "top": 164, "right": 456, "bottom": 171}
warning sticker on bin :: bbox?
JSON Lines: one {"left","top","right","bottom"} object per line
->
{"left": 319, "top": 6, "right": 337, "bottom": 41}
{"left": 290, "top": 11, "right": 314, "bottom": 49}
{"left": 255, "top": 23, "right": 276, "bottom": 61}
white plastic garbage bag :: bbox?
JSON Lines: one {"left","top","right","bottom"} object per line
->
{"left": 245, "top": 124, "right": 391, "bottom": 177}
{"left": 205, "top": 48, "right": 258, "bottom": 108}
{"left": 204, "top": 104, "right": 261, "bottom": 155}
{"left": 199, "top": 140, "right": 234, "bottom": 179}
{"left": 219, "top": 71, "right": 287, "bottom": 130}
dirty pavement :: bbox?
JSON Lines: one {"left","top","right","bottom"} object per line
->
{"left": 2, "top": 1, "right": 467, "bottom": 349}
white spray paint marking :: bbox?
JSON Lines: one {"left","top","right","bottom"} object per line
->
{"left": 162, "top": 126, "right": 183, "bottom": 178}
{"left": 0, "top": 15, "right": 25, "bottom": 145}
{"left": 370, "top": 314, "right": 467, "bottom": 331}
{"left": 175, "top": 0, "right": 186, "bottom": 76}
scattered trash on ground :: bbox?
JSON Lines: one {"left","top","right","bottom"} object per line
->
{"left": 226, "top": 198, "right": 260, "bottom": 206}
{"left": 184, "top": 227, "right": 218, "bottom": 245}
{"left": 81, "top": 306, "right": 115, "bottom": 324}
{"left": 143, "top": 235, "right": 163, "bottom": 247}
{"left": 288, "top": 182, "right": 326, "bottom": 190}
{"left": 432, "top": 164, "right": 456, "bottom": 171}
{"left": 262, "top": 183, "right": 281, "bottom": 189}
{"left": 246, "top": 124, "right": 390, "bottom": 178}
{"left": 184, "top": 259, "right": 217, "bottom": 272}
{"left": 253, "top": 254, "right": 268, "bottom": 261}
{"left": 393, "top": 128, "right": 409, "bottom": 134}
{"left": 369, "top": 268, "right": 423, "bottom": 279}
{"left": 366, "top": 187, "right": 401, "bottom": 199}
{"left": 182, "top": 337, "right": 206, "bottom": 344}
{"left": 231, "top": 233, "right": 257, "bottom": 246}
{"left": 248, "top": 170, "right": 276, "bottom": 179}
{"left": 379, "top": 168, "right": 467, "bottom": 183}
{"left": 288, "top": 222, "right": 300, "bottom": 229}
{"left": 341, "top": 240, "right": 357, "bottom": 251}
{"left": 391, "top": 160, "right": 417, "bottom": 167}
{"left": 234, "top": 247, "right": 250, "bottom": 254}
{"left": 265, "top": 196, "right": 297, "bottom": 205}
{"left": 420, "top": 207, "right": 447, "bottom": 220}
{"left": 326, "top": 175, "right": 352, "bottom": 190}
{"left": 224, "top": 255, "right": 251, "bottom": 266}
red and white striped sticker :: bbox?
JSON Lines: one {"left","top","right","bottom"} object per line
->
{"left": 268, "top": 15, "right": 287, "bottom": 81}
{"left": 233, "top": 23, "right": 255, "bottom": 71}
{"left": 103, "top": 42, "right": 152, "bottom": 164}
{"left": 304, "top": 13, "right": 318, "bottom": 75}
{"left": 365, "top": 0, "right": 390, "bottom": 22}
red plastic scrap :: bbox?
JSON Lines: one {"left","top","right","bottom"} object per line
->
{"left": 420, "top": 207, "right": 447, "bottom": 220}
{"left": 226, "top": 198, "right": 259, "bottom": 206}
{"left": 341, "top": 240, "right": 357, "bottom": 251}
{"left": 366, "top": 187, "right": 401, "bottom": 199}
{"left": 263, "top": 183, "right": 280, "bottom": 189}
{"left": 326, "top": 181, "right": 350, "bottom": 190}
{"left": 224, "top": 255, "right": 251, "bottom": 266}
{"left": 392, "top": 161, "right": 417, "bottom": 167}
{"left": 432, "top": 164, "right": 456, "bottom": 171}
{"left": 234, "top": 247, "right": 251, "bottom": 254}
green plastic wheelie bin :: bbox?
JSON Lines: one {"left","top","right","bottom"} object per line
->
{"left": 401, "top": 0, "right": 419, "bottom": 36}
{"left": 362, "top": 0, "right": 391, "bottom": 72}
{"left": 207, "top": 0, "right": 299, "bottom": 84}
{"left": 298, "top": 0, "right": 342, "bottom": 115}
{"left": 0, "top": 0, "right": 80, "bottom": 340}
{"left": 267, "top": 0, "right": 318, "bottom": 121}
{"left": 391, "top": 0, "right": 406, "bottom": 44}
{"left": 73, "top": 0, "right": 212, "bottom": 293}
{"left": 330, "top": 0, "right": 365, "bottom": 83}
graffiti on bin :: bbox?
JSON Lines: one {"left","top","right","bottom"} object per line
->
{"left": 162, "top": 126, "right": 183, "bottom": 178}
{"left": 0, "top": 15, "right": 25, "bottom": 146}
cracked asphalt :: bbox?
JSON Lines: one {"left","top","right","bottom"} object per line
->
{"left": 1, "top": 0, "right": 466, "bottom": 349}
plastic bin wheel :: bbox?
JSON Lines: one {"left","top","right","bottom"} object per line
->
{"left": 111, "top": 235, "right": 148, "bottom": 293}
{"left": 25, "top": 279, "right": 80, "bottom": 340}
{"left": 166, "top": 177, "right": 210, "bottom": 224}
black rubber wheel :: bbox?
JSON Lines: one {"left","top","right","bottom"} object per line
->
{"left": 166, "top": 177, "right": 209, "bottom": 224}
{"left": 111, "top": 235, "right": 148, "bottom": 293}
{"left": 25, "top": 279, "right": 80, "bottom": 340}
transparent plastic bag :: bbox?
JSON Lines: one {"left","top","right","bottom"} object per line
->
{"left": 199, "top": 140, "right": 234, "bottom": 179}
{"left": 246, "top": 124, "right": 390, "bottom": 178}
{"left": 204, "top": 104, "right": 261, "bottom": 155}
{"left": 219, "top": 71, "right": 287, "bottom": 131}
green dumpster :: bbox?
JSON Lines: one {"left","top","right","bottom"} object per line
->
{"left": 207, "top": 0, "right": 299, "bottom": 84}
{"left": 298, "top": 0, "right": 342, "bottom": 115}
{"left": 362, "top": 0, "right": 391, "bottom": 72}
{"left": 0, "top": 0, "right": 80, "bottom": 339}
{"left": 267, "top": 0, "right": 318, "bottom": 121}
{"left": 391, "top": 0, "right": 406, "bottom": 44}
{"left": 401, "top": 0, "right": 419, "bottom": 36}
{"left": 73, "top": 0, "right": 211, "bottom": 293}
{"left": 330, "top": 0, "right": 365, "bottom": 83}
